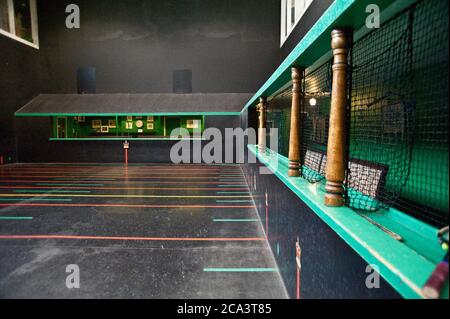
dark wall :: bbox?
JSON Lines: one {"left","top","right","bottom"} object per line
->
{"left": 243, "top": 161, "right": 401, "bottom": 299}
{"left": 0, "top": 36, "right": 40, "bottom": 164}
{"left": 37, "top": 0, "right": 281, "bottom": 94}
{"left": 5, "top": 0, "right": 334, "bottom": 163}
{"left": 8, "top": 0, "right": 283, "bottom": 163}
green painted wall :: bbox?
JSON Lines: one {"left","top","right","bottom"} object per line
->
{"left": 51, "top": 115, "right": 204, "bottom": 139}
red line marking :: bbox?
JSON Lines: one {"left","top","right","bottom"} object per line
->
{"left": 0, "top": 235, "right": 265, "bottom": 242}
{"left": 0, "top": 180, "right": 245, "bottom": 185}
{"left": 297, "top": 268, "right": 300, "bottom": 299}
{"left": 0, "top": 175, "right": 243, "bottom": 179}
{"left": 4, "top": 165, "right": 240, "bottom": 170}
{"left": 0, "top": 203, "right": 255, "bottom": 209}
{"left": 0, "top": 172, "right": 243, "bottom": 180}
{"left": 0, "top": 186, "right": 247, "bottom": 191}
{"left": 0, "top": 168, "right": 241, "bottom": 173}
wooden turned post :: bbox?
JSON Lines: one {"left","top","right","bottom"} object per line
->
{"left": 288, "top": 67, "right": 304, "bottom": 177}
{"left": 325, "top": 29, "right": 351, "bottom": 207}
{"left": 257, "top": 97, "right": 267, "bottom": 153}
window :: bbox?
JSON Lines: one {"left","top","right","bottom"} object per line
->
{"left": 280, "top": 0, "right": 314, "bottom": 47}
{"left": 0, "top": 0, "right": 38, "bottom": 48}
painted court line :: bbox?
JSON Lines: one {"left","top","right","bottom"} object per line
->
{"left": 0, "top": 235, "right": 265, "bottom": 242}
{"left": 0, "top": 198, "right": 72, "bottom": 202}
{"left": 216, "top": 200, "right": 254, "bottom": 203}
{"left": 13, "top": 190, "right": 91, "bottom": 193}
{"left": 3, "top": 175, "right": 243, "bottom": 180}
{"left": 5, "top": 165, "right": 240, "bottom": 170}
{"left": 219, "top": 175, "right": 244, "bottom": 177}
{"left": 213, "top": 219, "right": 259, "bottom": 222}
{"left": 52, "top": 178, "right": 117, "bottom": 181}
{"left": 0, "top": 203, "right": 255, "bottom": 209}
{"left": 5, "top": 172, "right": 242, "bottom": 177}
{"left": 203, "top": 268, "right": 276, "bottom": 272}
{"left": 0, "top": 217, "right": 33, "bottom": 220}
{"left": 218, "top": 185, "right": 248, "bottom": 187}
{"left": 216, "top": 192, "right": 250, "bottom": 194}
{"left": 0, "top": 180, "right": 247, "bottom": 185}
{"left": 1, "top": 186, "right": 249, "bottom": 191}
{"left": 35, "top": 183, "right": 105, "bottom": 187}
{"left": 0, "top": 194, "right": 252, "bottom": 199}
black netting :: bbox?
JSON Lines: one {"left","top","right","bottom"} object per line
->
{"left": 302, "top": 60, "right": 332, "bottom": 183}
{"left": 267, "top": 88, "right": 292, "bottom": 158}
{"left": 347, "top": 0, "right": 448, "bottom": 227}
{"left": 262, "top": 0, "right": 448, "bottom": 227}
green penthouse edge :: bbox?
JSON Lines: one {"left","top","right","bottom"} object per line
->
{"left": 240, "top": 0, "right": 448, "bottom": 299}
{"left": 14, "top": 93, "right": 249, "bottom": 140}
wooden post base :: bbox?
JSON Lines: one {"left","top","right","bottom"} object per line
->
{"left": 288, "top": 161, "right": 301, "bottom": 177}
{"left": 324, "top": 181, "right": 345, "bottom": 206}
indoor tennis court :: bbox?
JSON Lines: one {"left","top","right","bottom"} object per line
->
{"left": 1, "top": 0, "right": 448, "bottom": 302}
{"left": 0, "top": 163, "right": 287, "bottom": 298}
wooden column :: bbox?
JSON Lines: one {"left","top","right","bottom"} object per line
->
{"left": 325, "top": 29, "right": 351, "bottom": 207}
{"left": 288, "top": 67, "right": 304, "bottom": 177}
{"left": 257, "top": 97, "right": 267, "bottom": 153}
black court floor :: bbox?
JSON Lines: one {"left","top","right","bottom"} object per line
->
{"left": 0, "top": 163, "right": 287, "bottom": 299}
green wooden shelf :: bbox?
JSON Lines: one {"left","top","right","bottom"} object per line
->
{"left": 248, "top": 144, "right": 448, "bottom": 299}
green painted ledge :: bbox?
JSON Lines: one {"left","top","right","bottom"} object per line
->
{"left": 248, "top": 145, "right": 448, "bottom": 299}
{"left": 241, "top": 0, "right": 399, "bottom": 112}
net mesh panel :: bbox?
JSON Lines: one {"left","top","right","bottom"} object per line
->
{"left": 267, "top": 88, "right": 292, "bottom": 158}
{"left": 348, "top": 0, "right": 448, "bottom": 227}
{"left": 302, "top": 60, "right": 332, "bottom": 183}
{"left": 263, "top": 0, "right": 448, "bottom": 227}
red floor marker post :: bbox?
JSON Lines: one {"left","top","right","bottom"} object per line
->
{"left": 123, "top": 141, "right": 129, "bottom": 166}
{"left": 296, "top": 238, "right": 302, "bottom": 299}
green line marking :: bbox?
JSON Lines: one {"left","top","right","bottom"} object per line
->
{"left": 36, "top": 183, "right": 104, "bottom": 187}
{"left": 0, "top": 198, "right": 73, "bottom": 202}
{"left": 203, "top": 268, "right": 276, "bottom": 272}
{"left": 0, "top": 217, "right": 33, "bottom": 220}
{"left": 14, "top": 190, "right": 91, "bottom": 193}
{"left": 213, "top": 219, "right": 259, "bottom": 222}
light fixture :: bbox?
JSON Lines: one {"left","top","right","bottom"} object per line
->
{"left": 309, "top": 98, "right": 317, "bottom": 106}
